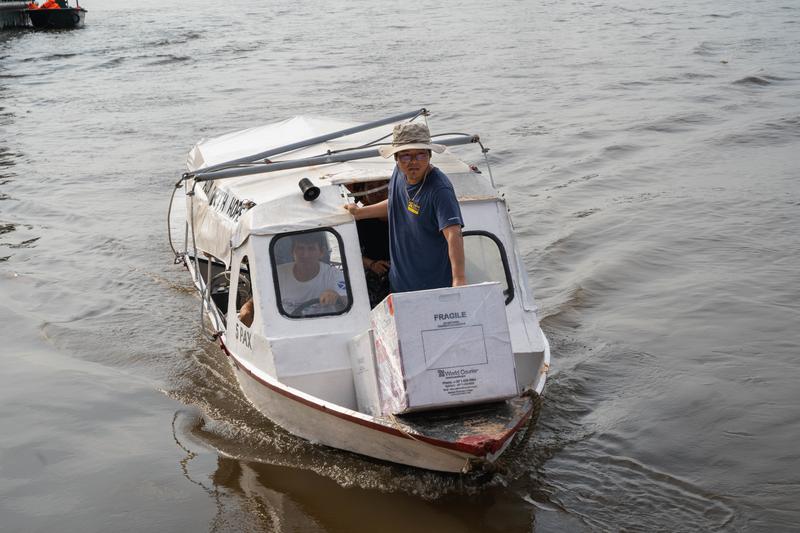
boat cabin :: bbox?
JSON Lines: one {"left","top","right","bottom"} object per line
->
{"left": 183, "top": 115, "right": 547, "bottom": 415}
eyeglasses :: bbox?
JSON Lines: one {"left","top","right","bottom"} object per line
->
{"left": 397, "top": 153, "right": 429, "bottom": 163}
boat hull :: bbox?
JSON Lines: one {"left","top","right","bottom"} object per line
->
{"left": 25, "top": 7, "right": 85, "bottom": 29}
{"left": 226, "top": 343, "right": 541, "bottom": 473}
{"left": 183, "top": 256, "right": 546, "bottom": 472}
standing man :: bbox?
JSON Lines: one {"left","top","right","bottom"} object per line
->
{"left": 346, "top": 180, "right": 391, "bottom": 306}
{"left": 345, "top": 122, "right": 465, "bottom": 292}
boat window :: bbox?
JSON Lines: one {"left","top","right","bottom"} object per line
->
{"left": 463, "top": 231, "right": 514, "bottom": 304}
{"left": 236, "top": 256, "right": 254, "bottom": 327}
{"left": 207, "top": 262, "right": 231, "bottom": 320}
{"left": 270, "top": 229, "right": 353, "bottom": 319}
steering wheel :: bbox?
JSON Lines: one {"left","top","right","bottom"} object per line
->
{"left": 290, "top": 297, "right": 344, "bottom": 317}
{"left": 209, "top": 270, "right": 231, "bottom": 295}
{"left": 209, "top": 270, "right": 252, "bottom": 312}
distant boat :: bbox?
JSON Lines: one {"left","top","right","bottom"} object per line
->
{"left": 0, "top": 0, "right": 31, "bottom": 28}
{"left": 25, "top": 1, "right": 85, "bottom": 29}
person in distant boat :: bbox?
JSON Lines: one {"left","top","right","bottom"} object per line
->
{"left": 344, "top": 122, "right": 465, "bottom": 293}
{"left": 346, "top": 180, "right": 391, "bottom": 307}
{"left": 276, "top": 232, "right": 347, "bottom": 316}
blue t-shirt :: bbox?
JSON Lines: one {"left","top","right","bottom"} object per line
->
{"left": 388, "top": 165, "right": 463, "bottom": 293}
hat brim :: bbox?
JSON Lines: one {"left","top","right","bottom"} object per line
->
{"left": 378, "top": 142, "right": 446, "bottom": 159}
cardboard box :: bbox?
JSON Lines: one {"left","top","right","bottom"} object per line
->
{"left": 348, "top": 329, "right": 382, "bottom": 416}
{"left": 370, "top": 282, "right": 518, "bottom": 415}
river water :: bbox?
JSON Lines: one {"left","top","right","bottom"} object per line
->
{"left": 1, "top": 0, "right": 799, "bottom": 531}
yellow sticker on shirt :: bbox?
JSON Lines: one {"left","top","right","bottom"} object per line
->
{"left": 407, "top": 200, "right": 420, "bottom": 215}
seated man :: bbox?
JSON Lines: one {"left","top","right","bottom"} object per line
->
{"left": 276, "top": 232, "right": 347, "bottom": 317}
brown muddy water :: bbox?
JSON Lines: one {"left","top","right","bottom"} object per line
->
{"left": 1, "top": 0, "right": 799, "bottom": 531}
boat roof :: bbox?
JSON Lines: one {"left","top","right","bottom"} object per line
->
{"left": 185, "top": 115, "right": 500, "bottom": 262}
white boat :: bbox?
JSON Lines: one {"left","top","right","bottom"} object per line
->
{"left": 169, "top": 109, "right": 551, "bottom": 473}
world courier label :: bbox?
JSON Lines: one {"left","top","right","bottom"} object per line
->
{"left": 421, "top": 311, "right": 489, "bottom": 398}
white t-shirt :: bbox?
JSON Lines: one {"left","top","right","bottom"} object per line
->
{"left": 277, "top": 262, "right": 347, "bottom": 315}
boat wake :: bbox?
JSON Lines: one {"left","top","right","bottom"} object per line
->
{"left": 165, "top": 303, "right": 545, "bottom": 500}
{"left": 534, "top": 441, "right": 740, "bottom": 531}
{"left": 169, "top": 339, "right": 532, "bottom": 499}
{"left": 170, "top": 402, "right": 519, "bottom": 501}
{"left": 499, "top": 335, "right": 745, "bottom": 532}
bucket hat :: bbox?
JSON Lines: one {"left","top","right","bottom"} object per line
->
{"left": 378, "top": 122, "right": 446, "bottom": 158}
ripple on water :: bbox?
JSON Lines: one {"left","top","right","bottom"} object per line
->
{"left": 96, "top": 57, "right": 125, "bottom": 69}
{"left": 146, "top": 31, "right": 203, "bottom": 48}
{"left": 497, "top": 337, "right": 747, "bottom": 531}
{"left": 542, "top": 445, "right": 740, "bottom": 531}
{"left": 147, "top": 54, "right": 193, "bottom": 67}
{"left": 636, "top": 112, "right": 717, "bottom": 134}
{"left": 733, "top": 75, "right": 772, "bottom": 86}
{"left": 546, "top": 173, "right": 600, "bottom": 191}
{"left": 693, "top": 41, "right": 723, "bottom": 56}
{"left": 714, "top": 114, "right": 800, "bottom": 147}
{"left": 0, "top": 147, "right": 21, "bottom": 167}
{"left": 21, "top": 52, "right": 79, "bottom": 62}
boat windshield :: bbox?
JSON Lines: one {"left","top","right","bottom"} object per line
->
{"left": 463, "top": 231, "right": 514, "bottom": 304}
{"left": 270, "top": 228, "right": 353, "bottom": 319}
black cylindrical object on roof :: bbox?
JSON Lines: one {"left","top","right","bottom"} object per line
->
{"left": 299, "top": 178, "right": 320, "bottom": 201}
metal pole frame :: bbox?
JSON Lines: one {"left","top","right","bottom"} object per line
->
{"left": 190, "top": 135, "right": 480, "bottom": 183}
{"left": 192, "top": 108, "right": 429, "bottom": 178}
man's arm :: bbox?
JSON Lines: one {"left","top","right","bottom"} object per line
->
{"left": 238, "top": 298, "right": 254, "bottom": 327}
{"left": 344, "top": 199, "right": 388, "bottom": 220}
{"left": 442, "top": 224, "right": 466, "bottom": 286}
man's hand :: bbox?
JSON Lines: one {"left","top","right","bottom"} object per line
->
{"left": 368, "top": 259, "right": 390, "bottom": 275}
{"left": 452, "top": 275, "right": 467, "bottom": 287}
{"left": 319, "top": 290, "right": 340, "bottom": 306}
{"left": 343, "top": 199, "right": 388, "bottom": 220}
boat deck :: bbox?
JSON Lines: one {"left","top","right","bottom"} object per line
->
{"left": 382, "top": 394, "right": 541, "bottom": 454}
